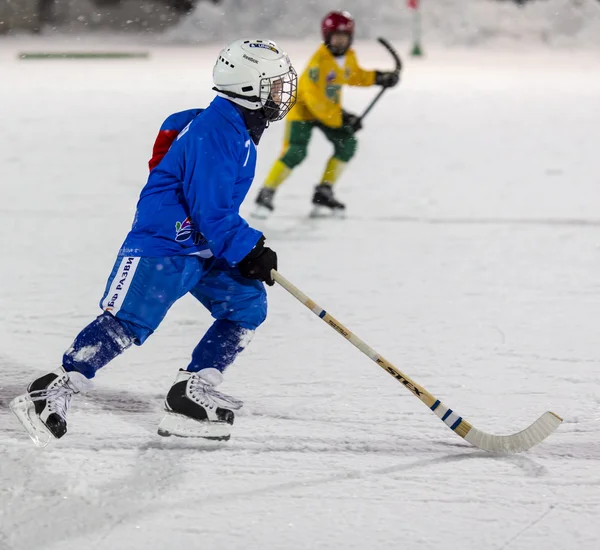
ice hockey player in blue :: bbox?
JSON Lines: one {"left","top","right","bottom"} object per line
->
{"left": 10, "top": 39, "right": 298, "bottom": 446}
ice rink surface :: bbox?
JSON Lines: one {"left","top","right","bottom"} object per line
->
{"left": 1, "top": 38, "right": 600, "bottom": 549}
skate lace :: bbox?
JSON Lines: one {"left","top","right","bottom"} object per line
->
{"left": 189, "top": 376, "right": 243, "bottom": 411}
{"left": 29, "top": 380, "right": 76, "bottom": 420}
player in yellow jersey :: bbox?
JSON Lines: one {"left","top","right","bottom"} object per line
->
{"left": 253, "top": 10, "right": 398, "bottom": 217}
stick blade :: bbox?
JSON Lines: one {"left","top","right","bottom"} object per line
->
{"left": 464, "top": 412, "right": 562, "bottom": 453}
{"left": 376, "top": 37, "right": 402, "bottom": 72}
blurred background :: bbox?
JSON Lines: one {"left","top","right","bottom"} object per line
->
{"left": 1, "top": 0, "right": 599, "bottom": 49}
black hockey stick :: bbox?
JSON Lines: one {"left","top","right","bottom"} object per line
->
{"left": 358, "top": 37, "right": 402, "bottom": 122}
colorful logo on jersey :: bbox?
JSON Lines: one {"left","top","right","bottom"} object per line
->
{"left": 175, "top": 217, "right": 194, "bottom": 242}
{"left": 325, "top": 84, "right": 341, "bottom": 104}
{"left": 344, "top": 68, "right": 351, "bottom": 79}
{"left": 249, "top": 43, "right": 279, "bottom": 54}
{"left": 326, "top": 70, "right": 336, "bottom": 83}
{"left": 175, "top": 217, "right": 206, "bottom": 245}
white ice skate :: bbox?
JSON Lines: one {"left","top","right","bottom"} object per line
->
{"left": 10, "top": 367, "right": 91, "bottom": 447}
{"left": 158, "top": 368, "right": 243, "bottom": 441}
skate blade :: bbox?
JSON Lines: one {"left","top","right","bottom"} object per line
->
{"left": 9, "top": 394, "right": 55, "bottom": 448}
{"left": 157, "top": 411, "right": 231, "bottom": 441}
{"left": 309, "top": 205, "right": 346, "bottom": 219}
{"left": 250, "top": 204, "right": 273, "bottom": 220}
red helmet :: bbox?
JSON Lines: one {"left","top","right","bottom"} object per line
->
{"left": 321, "top": 11, "right": 355, "bottom": 55}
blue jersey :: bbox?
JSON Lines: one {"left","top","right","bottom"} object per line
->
{"left": 120, "top": 96, "right": 262, "bottom": 266}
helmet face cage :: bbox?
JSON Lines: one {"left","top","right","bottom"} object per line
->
{"left": 259, "top": 65, "right": 298, "bottom": 122}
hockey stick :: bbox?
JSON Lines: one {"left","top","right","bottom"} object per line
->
{"left": 272, "top": 270, "right": 562, "bottom": 453}
{"left": 358, "top": 37, "right": 403, "bottom": 122}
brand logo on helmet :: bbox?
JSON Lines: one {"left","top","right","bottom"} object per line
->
{"left": 249, "top": 43, "right": 279, "bottom": 53}
{"left": 243, "top": 54, "right": 258, "bottom": 64}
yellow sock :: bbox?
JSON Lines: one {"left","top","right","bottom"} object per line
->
{"left": 320, "top": 158, "right": 347, "bottom": 186}
{"left": 264, "top": 160, "right": 292, "bottom": 190}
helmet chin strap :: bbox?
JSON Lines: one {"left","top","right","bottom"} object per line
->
{"left": 213, "top": 87, "right": 262, "bottom": 111}
{"left": 214, "top": 87, "right": 282, "bottom": 123}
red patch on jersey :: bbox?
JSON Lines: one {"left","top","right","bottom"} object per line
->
{"left": 149, "top": 129, "right": 180, "bottom": 172}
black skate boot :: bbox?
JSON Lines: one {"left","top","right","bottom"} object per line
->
{"left": 10, "top": 367, "right": 90, "bottom": 447}
{"left": 252, "top": 187, "right": 276, "bottom": 219}
{"left": 311, "top": 183, "right": 346, "bottom": 217}
{"left": 157, "top": 368, "right": 243, "bottom": 441}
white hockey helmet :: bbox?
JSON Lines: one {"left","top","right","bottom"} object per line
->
{"left": 213, "top": 39, "right": 297, "bottom": 122}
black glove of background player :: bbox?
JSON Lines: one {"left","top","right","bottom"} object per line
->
{"left": 238, "top": 236, "right": 277, "bottom": 286}
{"left": 341, "top": 110, "right": 363, "bottom": 133}
{"left": 375, "top": 71, "right": 399, "bottom": 88}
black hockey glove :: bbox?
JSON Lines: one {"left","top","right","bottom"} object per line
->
{"left": 238, "top": 236, "right": 277, "bottom": 286}
{"left": 341, "top": 111, "right": 363, "bottom": 133}
{"left": 375, "top": 71, "right": 399, "bottom": 88}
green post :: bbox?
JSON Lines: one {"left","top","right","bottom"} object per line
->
{"left": 410, "top": 1, "right": 424, "bottom": 57}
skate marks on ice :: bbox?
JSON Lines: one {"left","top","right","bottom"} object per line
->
{"left": 0, "top": 353, "right": 589, "bottom": 548}
{"left": 1, "top": 403, "right": 219, "bottom": 547}
{"left": 0, "top": 443, "right": 551, "bottom": 550}
{"left": 247, "top": 204, "right": 372, "bottom": 241}
{"left": 0, "top": 370, "right": 175, "bottom": 550}
{"left": 259, "top": 212, "right": 600, "bottom": 231}
{"left": 0, "top": 378, "right": 573, "bottom": 549}
{"left": 0, "top": 383, "right": 526, "bottom": 550}
{"left": 160, "top": 451, "right": 549, "bottom": 511}
{"left": 355, "top": 213, "right": 600, "bottom": 228}
{"left": 3, "top": 360, "right": 590, "bottom": 464}
{"left": 496, "top": 504, "right": 558, "bottom": 550}
{"left": 248, "top": 212, "right": 325, "bottom": 241}
{"left": 246, "top": 211, "right": 600, "bottom": 247}
{"left": 246, "top": 209, "right": 600, "bottom": 244}
{"left": 0, "top": 445, "right": 185, "bottom": 550}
